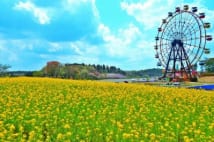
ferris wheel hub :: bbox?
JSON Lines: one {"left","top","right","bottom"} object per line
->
{"left": 171, "top": 39, "right": 183, "bottom": 47}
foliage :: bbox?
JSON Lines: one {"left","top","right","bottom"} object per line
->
{"left": 32, "top": 71, "right": 44, "bottom": 77}
{"left": 0, "top": 64, "right": 11, "bottom": 76}
{"left": 42, "top": 62, "right": 126, "bottom": 79}
{"left": 126, "top": 68, "right": 162, "bottom": 78}
{"left": 0, "top": 77, "right": 213, "bottom": 141}
{"left": 7, "top": 71, "right": 33, "bottom": 77}
{"left": 205, "top": 58, "right": 214, "bottom": 73}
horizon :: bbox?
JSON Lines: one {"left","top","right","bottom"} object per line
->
{"left": 0, "top": 0, "right": 213, "bottom": 71}
{"left": 7, "top": 61, "right": 162, "bottom": 72}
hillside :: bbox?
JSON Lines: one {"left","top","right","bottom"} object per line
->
{"left": 126, "top": 68, "right": 162, "bottom": 78}
{"left": 6, "top": 63, "right": 163, "bottom": 80}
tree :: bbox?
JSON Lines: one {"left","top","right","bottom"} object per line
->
{"left": 0, "top": 64, "right": 11, "bottom": 76}
{"left": 110, "top": 66, "right": 116, "bottom": 72}
{"left": 79, "top": 69, "right": 89, "bottom": 79}
{"left": 205, "top": 58, "right": 214, "bottom": 73}
{"left": 45, "top": 61, "right": 60, "bottom": 77}
{"left": 96, "top": 65, "right": 102, "bottom": 72}
{"left": 32, "top": 71, "right": 43, "bottom": 77}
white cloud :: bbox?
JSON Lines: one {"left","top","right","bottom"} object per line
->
{"left": 0, "top": 40, "right": 19, "bottom": 62}
{"left": 57, "top": 55, "right": 99, "bottom": 65}
{"left": 70, "top": 43, "right": 84, "bottom": 55}
{"left": 14, "top": 1, "right": 50, "bottom": 25}
{"left": 97, "top": 23, "right": 154, "bottom": 68}
{"left": 63, "top": 0, "right": 99, "bottom": 19}
{"left": 67, "top": 0, "right": 91, "bottom": 4}
{"left": 120, "top": 0, "right": 187, "bottom": 29}
{"left": 121, "top": 0, "right": 214, "bottom": 31}
{"left": 48, "top": 43, "right": 61, "bottom": 52}
{"left": 91, "top": 0, "right": 100, "bottom": 19}
{"left": 118, "top": 23, "right": 141, "bottom": 45}
{"left": 69, "top": 40, "right": 100, "bottom": 56}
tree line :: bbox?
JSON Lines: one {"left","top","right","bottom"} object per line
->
{"left": 34, "top": 62, "right": 126, "bottom": 79}
{"left": 1, "top": 58, "right": 214, "bottom": 79}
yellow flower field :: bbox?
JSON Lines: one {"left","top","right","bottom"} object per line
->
{"left": 0, "top": 77, "right": 213, "bottom": 141}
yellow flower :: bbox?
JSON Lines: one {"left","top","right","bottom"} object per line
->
{"left": 29, "top": 131, "right": 35, "bottom": 140}
{"left": 147, "top": 122, "right": 154, "bottom": 128}
{"left": 183, "top": 136, "right": 191, "bottom": 142}
{"left": 176, "top": 124, "right": 180, "bottom": 129}
{"left": 0, "top": 132, "right": 4, "bottom": 138}
{"left": 57, "top": 133, "right": 63, "bottom": 140}
{"left": 150, "top": 133, "right": 156, "bottom": 140}
{"left": 66, "top": 132, "right": 72, "bottom": 137}
{"left": 194, "top": 129, "right": 201, "bottom": 135}
{"left": 123, "top": 133, "right": 133, "bottom": 139}
{"left": 9, "top": 124, "right": 15, "bottom": 132}
{"left": 192, "top": 122, "right": 196, "bottom": 127}
{"left": 64, "top": 124, "right": 70, "bottom": 129}
{"left": 117, "top": 121, "right": 124, "bottom": 129}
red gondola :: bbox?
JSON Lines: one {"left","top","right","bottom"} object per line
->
{"left": 199, "top": 13, "right": 205, "bottom": 19}
{"left": 206, "top": 35, "right": 212, "bottom": 41}
{"left": 175, "top": 7, "right": 180, "bottom": 12}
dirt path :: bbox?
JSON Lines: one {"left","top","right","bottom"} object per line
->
{"left": 198, "top": 76, "right": 214, "bottom": 83}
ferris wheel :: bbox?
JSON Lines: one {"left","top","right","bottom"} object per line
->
{"left": 155, "top": 5, "right": 212, "bottom": 80}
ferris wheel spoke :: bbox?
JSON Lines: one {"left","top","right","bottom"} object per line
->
{"left": 160, "top": 37, "right": 174, "bottom": 42}
{"left": 183, "top": 33, "right": 198, "bottom": 44}
{"left": 189, "top": 51, "right": 201, "bottom": 64}
{"left": 182, "top": 42, "right": 202, "bottom": 48}
{"left": 183, "top": 44, "right": 199, "bottom": 58}
{"left": 182, "top": 13, "right": 195, "bottom": 30}
{"left": 158, "top": 43, "right": 170, "bottom": 47}
{"left": 182, "top": 37, "right": 201, "bottom": 41}
{"left": 163, "top": 22, "right": 178, "bottom": 38}
{"left": 180, "top": 13, "right": 190, "bottom": 38}
{"left": 178, "top": 12, "right": 186, "bottom": 39}
{"left": 181, "top": 15, "right": 197, "bottom": 36}
{"left": 164, "top": 15, "right": 182, "bottom": 37}
{"left": 172, "top": 19, "right": 182, "bottom": 38}
{"left": 163, "top": 31, "right": 176, "bottom": 40}
{"left": 182, "top": 25, "right": 200, "bottom": 38}
{"left": 173, "top": 16, "right": 179, "bottom": 36}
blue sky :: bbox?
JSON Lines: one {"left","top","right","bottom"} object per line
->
{"left": 0, "top": 0, "right": 213, "bottom": 71}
